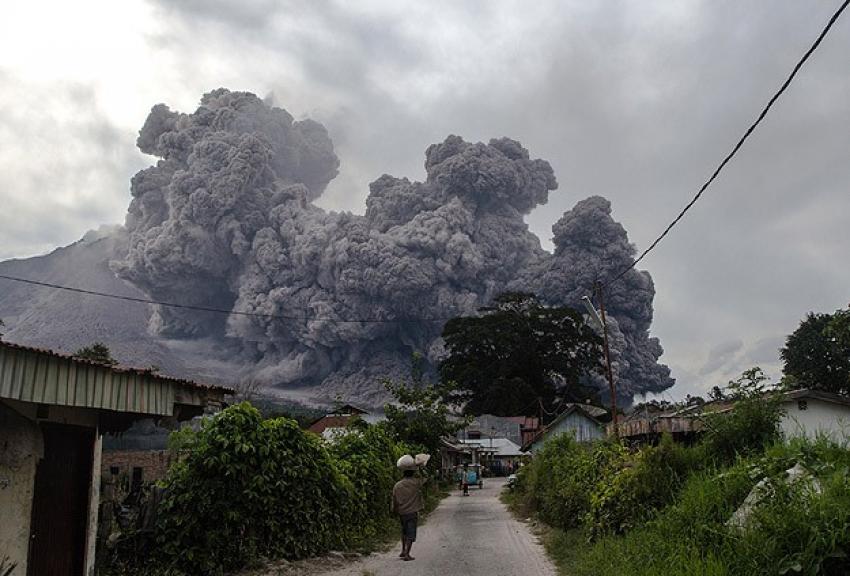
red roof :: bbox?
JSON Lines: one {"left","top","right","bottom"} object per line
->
{"left": 307, "top": 415, "right": 354, "bottom": 434}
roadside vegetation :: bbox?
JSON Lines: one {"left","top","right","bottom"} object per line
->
{"left": 507, "top": 368, "right": 850, "bottom": 576}
{"left": 100, "top": 377, "right": 454, "bottom": 576}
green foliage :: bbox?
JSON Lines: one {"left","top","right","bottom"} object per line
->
{"left": 383, "top": 363, "right": 468, "bottom": 459}
{"left": 328, "top": 425, "right": 404, "bottom": 548}
{"left": 511, "top": 378, "right": 850, "bottom": 576}
{"left": 154, "top": 403, "right": 352, "bottom": 574}
{"left": 700, "top": 368, "right": 784, "bottom": 464}
{"left": 517, "top": 434, "right": 624, "bottom": 530}
{"left": 559, "top": 439, "right": 850, "bottom": 576}
{"left": 586, "top": 434, "right": 695, "bottom": 536}
{"left": 781, "top": 308, "right": 850, "bottom": 395}
{"left": 73, "top": 342, "right": 117, "bottom": 365}
{"left": 439, "top": 292, "right": 602, "bottom": 415}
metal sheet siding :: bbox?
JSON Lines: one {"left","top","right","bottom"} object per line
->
{"left": 0, "top": 346, "right": 177, "bottom": 416}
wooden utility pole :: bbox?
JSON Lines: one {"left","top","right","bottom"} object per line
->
{"left": 596, "top": 282, "right": 619, "bottom": 439}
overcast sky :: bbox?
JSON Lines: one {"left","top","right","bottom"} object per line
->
{"left": 1, "top": 0, "right": 848, "bottom": 399}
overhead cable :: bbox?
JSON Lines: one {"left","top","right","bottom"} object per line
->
{"left": 0, "top": 273, "right": 449, "bottom": 324}
{"left": 604, "top": 0, "right": 850, "bottom": 288}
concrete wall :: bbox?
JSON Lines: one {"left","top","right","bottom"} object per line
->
{"left": 0, "top": 400, "right": 43, "bottom": 575}
{"left": 781, "top": 398, "right": 850, "bottom": 443}
{"left": 0, "top": 399, "right": 102, "bottom": 576}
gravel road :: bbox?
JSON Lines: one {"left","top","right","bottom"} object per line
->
{"left": 318, "top": 478, "right": 556, "bottom": 576}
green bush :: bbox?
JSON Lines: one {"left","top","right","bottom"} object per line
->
{"left": 154, "top": 403, "right": 352, "bottom": 575}
{"left": 586, "top": 434, "right": 695, "bottom": 536}
{"left": 328, "top": 424, "right": 405, "bottom": 548}
{"left": 518, "top": 434, "right": 626, "bottom": 530}
{"left": 559, "top": 439, "right": 850, "bottom": 576}
{"left": 701, "top": 368, "right": 784, "bottom": 465}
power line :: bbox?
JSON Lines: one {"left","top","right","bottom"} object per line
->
{"left": 604, "top": 0, "right": 850, "bottom": 288}
{"left": 0, "top": 273, "right": 451, "bottom": 324}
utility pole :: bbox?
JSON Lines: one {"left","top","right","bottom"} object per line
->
{"left": 595, "top": 282, "right": 619, "bottom": 439}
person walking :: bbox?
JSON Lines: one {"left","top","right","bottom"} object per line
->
{"left": 392, "top": 454, "right": 428, "bottom": 561}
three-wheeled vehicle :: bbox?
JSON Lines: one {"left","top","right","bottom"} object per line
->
{"left": 455, "top": 464, "right": 484, "bottom": 495}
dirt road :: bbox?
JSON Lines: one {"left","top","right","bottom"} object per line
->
{"left": 319, "top": 478, "right": 556, "bottom": 576}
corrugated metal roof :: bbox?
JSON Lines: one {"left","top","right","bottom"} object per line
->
{"left": 0, "top": 341, "right": 231, "bottom": 416}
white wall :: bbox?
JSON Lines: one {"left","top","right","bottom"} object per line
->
{"left": 780, "top": 398, "right": 850, "bottom": 443}
{"left": 0, "top": 401, "right": 43, "bottom": 574}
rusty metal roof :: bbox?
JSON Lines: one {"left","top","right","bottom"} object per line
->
{"left": 0, "top": 340, "right": 232, "bottom": 417}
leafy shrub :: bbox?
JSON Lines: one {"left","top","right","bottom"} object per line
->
{"left": 154, "top": 403, "right": 352, "bottom": 575}
{"left": 586, "top": 434, "right": 695, "bottom": 536}
{"left": 560, "top": 439, "right": 850, "bottom": 576}
{"left": 700, "top": 368, "right": 784, "bottom": 464}
{"left": 328, "top": 424, "right": 405, "bottom": 547}
{"left": 519, "top": 434, "right": 626, "bottom": 530}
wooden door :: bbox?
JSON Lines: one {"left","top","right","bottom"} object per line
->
{"left": 28, "top": 423, "right": 95, "bottom": 576}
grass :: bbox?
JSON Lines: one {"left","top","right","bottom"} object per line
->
{"left": 508, "top": 437, "right": 850, "bottom": 576}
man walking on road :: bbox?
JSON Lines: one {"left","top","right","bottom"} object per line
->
{"left": 392, "top": 454, "right": 428, "bottom": 561}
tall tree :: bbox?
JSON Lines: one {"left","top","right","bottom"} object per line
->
{"left": 74, "top": 342, "right": 118, "bottom": 366}
{"left": 781, "top": 308, "right": 850, "bottom": 395}
{"left": 439, "top": 292, "right": 602, "bottom": 416}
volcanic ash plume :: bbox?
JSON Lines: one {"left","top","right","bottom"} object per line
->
{"left": 113, "top": 89, "right": 673, "bottom": 404}
{"left": 519, "top": 196, "right": 673, "bottom": 400}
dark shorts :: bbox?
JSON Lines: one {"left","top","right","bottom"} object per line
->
{"left": 399, "top": 512, "right": 418, "bottom": 541}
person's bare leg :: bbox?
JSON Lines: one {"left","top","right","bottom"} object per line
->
{"left": 399, "top": 537, "right": 407, "bottom": 557}
{"left": 405, "top": 540, "right": 415, "bottom": 561}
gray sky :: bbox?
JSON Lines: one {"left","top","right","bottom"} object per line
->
{"left": 1, "top": 0, "right": 848, "bottom": 399}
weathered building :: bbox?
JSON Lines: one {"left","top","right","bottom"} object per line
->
{"left": 0, "top": 341, "right": 230, "bottom": 576}
{"left": 613, "top": 389, "right": 850, "bottom": 445}
{"left": 522, "top": 404, "right": 607, "bottom": 452}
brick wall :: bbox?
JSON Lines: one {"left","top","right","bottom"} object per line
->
{"left": 101, "top": 450, "right": 173, "bottom": 489}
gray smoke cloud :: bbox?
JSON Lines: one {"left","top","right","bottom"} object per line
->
{"left": 518, "top": 196, "right": 673, "bottom": 400}
{"left": 113, "top": 89, "right": 673, "bottom": 405}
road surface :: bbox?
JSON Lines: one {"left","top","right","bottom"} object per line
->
{"left": 319, "top": 478, "right": 556, "bottom": 576}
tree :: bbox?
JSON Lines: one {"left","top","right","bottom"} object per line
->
{"left": 439, "top": 292, "right": 602, "bottom": 416}
{"left": 382, "top": 353, "right": 468, "bottom": 458}
{"left": 701, "top": 367, "right": 784, "bottom": 463}
{"left": 73, "top": 342, "right": 117, "bottom": 366}
{"left": 781, "top": 308, "right": 850, "bottom": 395}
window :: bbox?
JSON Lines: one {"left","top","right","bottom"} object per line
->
{"left": 109, "top": 466, "right": 120, "bottom": 475}
{"left": 467, "top": 431, "right": 481, "bottom": 440}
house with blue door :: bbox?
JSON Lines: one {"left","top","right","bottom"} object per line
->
{"left": 521, "top": 403, "right": 607, "bottom": 453}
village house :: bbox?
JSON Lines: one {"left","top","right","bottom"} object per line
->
{"left": 457, "top": 414, "right": 541, "bottom": 448}
{"left": 307, "top": 403, "right": 370, "bottom": 440}
{"left": 0, "top": 341, "right": 230, "bottom": 576}
{"left": 100, "top": 418, "right": 173, "bottom": 495}
{"left": 458, "top": 437, "right": 526, "bottom": 475}
{"left": 613, "top": 388, "right": 850, "bottom": 444}
{"left": 522, "top": 403, "right": 608, "bottom": 453}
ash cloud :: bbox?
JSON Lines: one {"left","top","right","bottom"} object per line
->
{"left": 113, "top": 89, "right": 673, "bottom": 405}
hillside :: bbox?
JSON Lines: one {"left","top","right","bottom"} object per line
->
{"left": 0, "top": 228, "right": 238, "bottom": 387}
